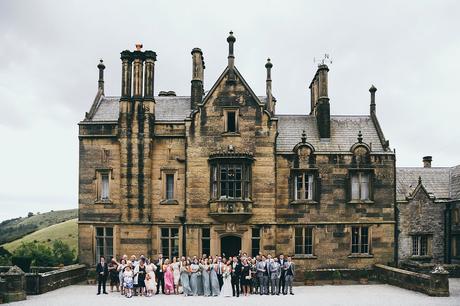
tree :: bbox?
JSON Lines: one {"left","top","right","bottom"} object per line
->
{"left": 27, "top": 212, "right": 34, "bottom": 218}
{"left": 14, "top": 242, "right": 56, "bottom": 266}
{"left": 52, "top": 240, "right": 75, "bottom": 265}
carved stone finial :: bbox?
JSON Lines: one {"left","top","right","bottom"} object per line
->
{"left": 228, "top": 144, "right": 234, "bottom": 152}
{"left": 301, "top": 130, "right": 307, "bottom": 143}
{"left": 357, "top": 130, "right": 363, "bottom": 143}
{"left": 418, "top": 176, "right": 422, "bottom": 184}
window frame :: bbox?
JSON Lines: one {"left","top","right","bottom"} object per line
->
{"left": 294, "top": 226, "right": 314, "bottom": 256}
{"left": 161, "top": 169, "right": 178, "bottom": 204}
{"left": 95, "top": 227, "right": 114, "bottom": 264}
{"left": 94, "top": 168, "right": 113, "bottom": 203}
{"left": 160, "top": 227, "right": 180, "bottom": 258}
{"left": 412, "top": 235, "right": 430, "bottom": 257}
{"left": 351, "top": 226, "right": 371, "bottom": 255}
{"left": 251, "top": 227, "right": 261, "bottom": 257}
{"left": 201, "top": 227, "right": 211, "bottom": 256}
{"left": 294, "top": 173, "right": 314, "bottom": 201}
{"left": 347, "top": 169, "right": 374, "bottom": 203}
{"left": 210, "top": 162, "right": 252, "bottom": 201}
{"left": 223, "top": 108, "right": 239, "bottom": 134}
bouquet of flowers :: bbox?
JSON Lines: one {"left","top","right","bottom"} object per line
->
{"left": 223, "top": 271, "right": 230, "bottom": 280}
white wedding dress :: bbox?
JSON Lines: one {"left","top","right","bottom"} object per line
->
{"left": 220, "top": 266, "right": 232, "bottom": 297}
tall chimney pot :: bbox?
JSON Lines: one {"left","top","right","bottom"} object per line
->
{"left": 97, "top": 59, "right": 105, "bottom": 95}
{"left": 423, "top": 156, "right": 432, "bottom": 168}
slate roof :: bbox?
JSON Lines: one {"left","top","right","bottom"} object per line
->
{"left": 396, "top": 167, "right": 452, "bottom": 201}
{"left": 276, "top": 115, "right": 386, "bottom": 153}
{"left": 450, "top": 165, "right": 460, "bottom": 200}
{"left": 89, "top": 96, "right": 192, "bottom": 122}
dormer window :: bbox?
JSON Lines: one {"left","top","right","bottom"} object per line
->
{"left": 351, "top": 172, "right": 370, "bottom": 201}
{"left": 224, "top": 109, "right": 238, "bottom": 133}
{"left": 295, "top": 173, "right": 314, "bottom": 200}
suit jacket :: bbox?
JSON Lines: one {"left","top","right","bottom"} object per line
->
{"left": 269, "top": 262, "right": 281, "bottom": 279}
{"left": 231, "top": 262, "right": 242, "bottom": 277}
{"left": 284, "top": 261, "right": 295, "bottom": 277}
{"left": 279, "top": 259, "right": 286, "bottom": 277}
{"left": 256, "top": 261, "right": 267, "bottom": 277}
{"left": 155, "top": 258, "right": 164, "bottom": 274}
{"left": 96, "top": 262, "right": 109, "bottom": 278}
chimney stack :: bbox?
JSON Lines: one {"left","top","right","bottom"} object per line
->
{"left": 132, "top": 44, "right": 144, "bottom": 98}
{"left": 370, "top": 85, "right": 377, "bottom": 114}
{"left": 309, "top": 65, "right": 330, "bottom": 138}
{"left": 120, "top": 50, "right": 133, "bottom": 99}
{"left": 144, "top": 50, "right": 157, "bottom": 99}
{"left": 97, "top": 59, "right": 105, "bottom": 95}
{"left": 423, "top": 156, "right": 432, "bottom": 168}
{"left": 191, "top": 48, "right": 205, "bottom": 109}
{"left": 265, "top": 58, "right": 274, "bottom": 113}
{"left": 227, "top": 31, "right": 236, "bottom": 82}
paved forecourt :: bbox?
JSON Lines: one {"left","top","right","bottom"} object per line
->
{"left": 10, "top": 280, "right": 460, "bottom": 306}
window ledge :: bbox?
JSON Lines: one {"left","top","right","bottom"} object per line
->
{"left": 160, "top": 199, "right": 179, "bottom": 205}
{"left": 348, "top": 254, "right": 374, "bottom": 258}
{"left": 211, "top": 199, "right": 253, "bottom": 203}
{"left": 293, "top": 254, "right": 317, "bottom": 259}
{"left": 347, "top": 200, "right": 374, "bottom": 204}
{"left": 94, "top": 199, "right": 113, "bottom": 205}
{"left": 410, "top": 255, "right": 432, "bottom": 260}
{"left": 290, "top": 200, "right": 318, "bottom": 205}
{"left": 221, "top": 132, "right": 240, "bottom": 137}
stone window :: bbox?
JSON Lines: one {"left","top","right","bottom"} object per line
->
{"left": 351, "top": 172, "right": 370, "bottom": 200}
{"left": 351, "top": 226, "right": 370, "bottom": 254}
{"left": 295, "top": 227, "right": 314, "bottom": 255}
{"left": 224, "top": 109, "right": 238, "bottom": 133}
{"left": 95, "top": 227, "right": 113, "bottom": 263}
{"left": 295, "top": 173, "right": 314, "bottom": 200}
{"left": 412, "top": 235, "right": 429, "bottom": 256}
{"left": 452, "top": 235, "right": 460, "bottom": 258}
{"left": 95, "top": 169, "right": 112, "bottom": 203}
{"left": 453, "top": 208, "right": 460, "bottom": 225}
{"left": 201, "top": 228, "right": 211, "bottom": 256}
{"left": 160, "top": 227, "right": 179, "bottom": 258}
{"left": 251, "top": 227, "right": 261, "bottom": 257}
{"left": 210, "top": 163, "right": 251, "bottom": 200}
{"left": 161, "top": 169, "right": 178, "bottom": 204}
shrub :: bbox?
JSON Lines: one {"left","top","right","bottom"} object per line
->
{"left": 358, "top": 269, "right": 369, "bottom": 279}
{"left": 0, "top": 255, "right": 12, "bottom": 266}
{"left": 52, "top": 240, "right": 75, "bottom": 265}
{"left": 332, "top": 270, "right": 341, "bottom": 280}
{"left": 13, "top": 242, "right": 56, "bottom": 267}
{"left": 304, "top": 270, "right": 316, "bottom": 280}
{"left": 11, "top": 256, "right": 32, "bottom": 272}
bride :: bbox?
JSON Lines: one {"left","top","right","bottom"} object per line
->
{"left": 220, "top": 262, "right": 232, "bottom": 297}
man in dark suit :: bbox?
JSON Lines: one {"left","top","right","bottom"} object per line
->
{"left": 216, "top": 256, "right": 224, "bottom": 290}
{"left": 154, "top": 253, "right": 165, "bottom": 294}
{"left": 96, "top": 256, "right": 109, "bottom": 295}
{"left": 231, "top": 256, "right": 242, "bottom": 297}
{"left": 278, "top": 254, "right": 286, "bottom": 295}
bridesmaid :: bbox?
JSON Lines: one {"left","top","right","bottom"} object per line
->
{"left": 210, "top": 257, "right": 220, "bottom": 296}
{"left": 196, "top": 258, "right": 204, "bottom": 296}
{"left": 200, "top": 258, "right": 211, "bottom": 296}
{"left": 163, "top": 259, "right": 174, "bottom": 294}
{"left": 240, "top": 258, "right": 251, "bottom": 296}
{"left": 189, "top": 258, "right": 200, "bottom": 296}
{"left": 180, "top": 260, "right": 192, "bottom": 296}
{"left": 171, "top": 257, "right": 181, "bottom": 294}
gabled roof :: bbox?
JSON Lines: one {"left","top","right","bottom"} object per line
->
{"left": 200, "top": 66, "right": 265, "bottom": 108}
{"left": 396, "top": 167, "right": 452, "bottom": 201}
{"left": 276, "top": 115, "right": 387, "bottom": 153}
{"left": 85, "top": 96, "right": 192, "bottom": 122}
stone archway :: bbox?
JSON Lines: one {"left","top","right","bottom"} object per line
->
{"left": 220, "top": 235, "right": 241, "bottom": 257}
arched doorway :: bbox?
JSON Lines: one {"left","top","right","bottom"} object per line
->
{"left": 221, "top": 235, "right": 241, "bottom": 257}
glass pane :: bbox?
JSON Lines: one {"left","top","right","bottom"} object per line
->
{"left": 235, "top": 166, "right": 242, "bottom": 180}
{"left": 252, "top": 228, "right": 260, "bottom": 238}
{"left": 420, "top": 236, "right": 427, "bottom": 256}
{"left": 235, "top": 182, "right": 241, "bottom": 198}
{"left": 296, "top": 174, "right": 303, "bottom": 200}
{"left": 171, "top": 228, "right": 179, "bottom": 237}
{"left": 202, "top": 228, "right": 210, "bottom": 238}
{"left": 227, "top": 111, "right": 236, "bottom": 132}
{"left": 351, "top": 227, "right": 359, "bottom": 253}
{"left": 105, "top": 227, "right": 113, "bottom": 237}
{"left": 96, "top": 227, "right": 104, "bottom": 237}
{"left": 305, "top": 227, "right": 313, "bottom": 255}
{"left": 220, "top": 167, "right": 227, "bottom": 181}
{"left": 161, "top": 228, "right": 169, "bottom": 238}
{"left": 166, "top": 174, "right": 174, "bottom": 199}
{"left": 412, "top": 236, "right": 419, "bottom": 255}
{"left": 101, "top": 174, "right": 109, "bottom": 199}
{"left": 306, "top": 174, "right": 313, "bottom": 200}
{"left": 161, "top": 239, "right": 169, "bottom": 257}
{"left": 172, "top": 238, "right": 179, "bottom": 257}
{"left": 351, "top": 175, "right": 360, "bottom": 200}
{"left": 360, "top": 227, "right": 369, "bottom": 253}
{"left": 360, "top": 174, "right": 369, "bottom": 200}
{"left": 228, "top": 182, "right": 234, "bottom": 198}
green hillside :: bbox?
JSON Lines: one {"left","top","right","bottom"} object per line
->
{"left": 0, "top": 209, "right": 77, "bottom": 245}
{"left": 2, "top": 219, "right": 78, "bottom": 254}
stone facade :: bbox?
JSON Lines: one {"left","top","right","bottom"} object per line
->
{"left": 78, "top": 33, "right": 396, "bottom": 272}
{"left": 396, "top": 160, "right": 460, "bottom": 265}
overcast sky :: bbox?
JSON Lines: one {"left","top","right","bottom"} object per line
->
{"left": 0, "top": 0, "right": 459, "bottom": 221}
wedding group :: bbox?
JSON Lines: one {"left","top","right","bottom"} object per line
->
{"left": 95, "top": 252, "right": 296, "bottom": 298}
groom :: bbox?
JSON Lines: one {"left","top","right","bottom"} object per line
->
{"left": 231, "top": 256, "right": 242, "bottom": 297}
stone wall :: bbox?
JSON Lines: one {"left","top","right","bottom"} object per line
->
{"left": 397, "top": 190, "right": 445, "bottom": 263}
{"left": 374, "top": 264, "right": 449, "bottom": 297}
{"left": 24, "top": 264, "right": 86, "bottom": 295}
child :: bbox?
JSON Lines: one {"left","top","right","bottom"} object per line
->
{"left": 145, "top": 272, "right": 156, "bottom": 296}
{"left": 123, "top": 264, "right": 134, "bottom": 298}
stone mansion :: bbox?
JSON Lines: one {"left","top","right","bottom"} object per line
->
{"left": 78, "top": 32, "right": 459, "bottom": 271}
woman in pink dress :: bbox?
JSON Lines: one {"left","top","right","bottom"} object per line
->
{"left": 163, "top": 259, "right": 174, "bottom": 294}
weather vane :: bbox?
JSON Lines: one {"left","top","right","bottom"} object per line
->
{"left": 313, "top": 53, "right": 333, "bottom": 66}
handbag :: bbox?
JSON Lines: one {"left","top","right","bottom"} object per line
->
{"left": 245, "top": 275, "right": 251, "bottom": 280}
